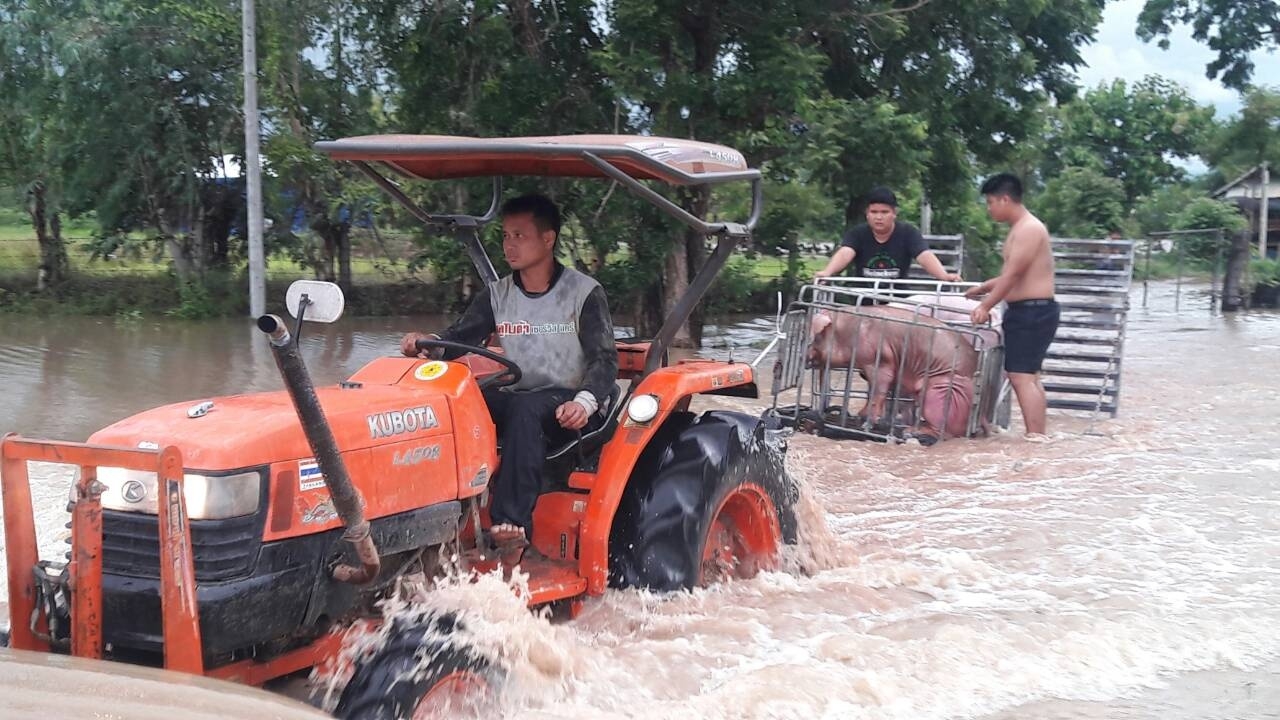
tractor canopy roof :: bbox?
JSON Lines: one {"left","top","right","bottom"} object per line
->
{"left": 313, "top": 133, "right": 761, "bottom": 377}
{"left": 313, "top": 134, "right": 759, "bottom": 186}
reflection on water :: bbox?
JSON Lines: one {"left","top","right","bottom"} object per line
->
{"left": 0, "top": 314, "right": 447, "bottom": 441}
{"left": 1, "top": 283, "right": 1279, "bottom": 719}
{"left": 0, "top": 312, "right": 779, "bottom": 441}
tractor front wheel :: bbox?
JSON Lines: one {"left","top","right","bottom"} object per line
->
{"left": 334, "top": 613, "right": 499, "bottom": 720}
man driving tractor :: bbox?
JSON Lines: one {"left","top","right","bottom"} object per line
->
{"left": 400, "top": 193, "right": 618, "bottom": 557}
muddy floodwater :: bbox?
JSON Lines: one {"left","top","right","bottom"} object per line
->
{"left": 1, "top": 281, "right": 1278, "bottom": 719}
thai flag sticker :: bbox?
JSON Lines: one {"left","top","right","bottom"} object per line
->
{"left": 298, "top": 460, "right": 326, "bottom": 492}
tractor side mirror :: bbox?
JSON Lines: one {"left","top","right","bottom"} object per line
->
{"left": 286, "top": 280, "right": 345, "bottom": 324}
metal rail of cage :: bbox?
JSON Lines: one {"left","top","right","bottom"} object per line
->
{"left": 768, "top": 278, "right": 1011, "bottom": 444}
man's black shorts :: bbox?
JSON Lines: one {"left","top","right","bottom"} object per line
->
{"left": 1003, "top": 298, "right": 1060, "bottom": 374}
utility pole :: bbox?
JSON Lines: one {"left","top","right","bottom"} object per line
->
{"left": 1261, "top": 162, "right": 1271, "bottom": 260}
{"left": 243, "top": 0, "right": 266, "bottom": 317}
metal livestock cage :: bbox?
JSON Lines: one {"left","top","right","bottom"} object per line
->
{"left": 767, "top": 278, "right": 1011, "bottom": 444}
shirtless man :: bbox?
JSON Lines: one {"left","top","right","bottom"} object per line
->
{"left": 966, "top": 173, "right": 1060, "bottom": 439}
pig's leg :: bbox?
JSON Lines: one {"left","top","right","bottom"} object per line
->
{"left": 862, "top": 361, "right": 898, "bottom": 432}
{"left": 849, "top": 366, "right": 873, "bottom": 420}
{"left": 920, "top": 374, "right": 975, "bottom": 441}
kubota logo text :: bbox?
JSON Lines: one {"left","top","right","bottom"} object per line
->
{"left": 368, "top": 405, "right": 439, "bottom": 439}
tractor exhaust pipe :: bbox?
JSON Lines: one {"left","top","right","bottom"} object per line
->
{"left": 256, "top": 314, "right": 381, "bottom": 585}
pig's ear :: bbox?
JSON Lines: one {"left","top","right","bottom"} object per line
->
{"left": 810, "top": 311, "right": 832, "bottom": 338}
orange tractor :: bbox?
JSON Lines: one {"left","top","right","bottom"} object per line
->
{"left": 1, "top": 135, "right": 797, "bottom": 717}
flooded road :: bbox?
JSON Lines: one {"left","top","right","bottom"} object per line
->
{"left": 2, "top": 282, "right": 1279, "bottom": 719}
{"left": 0, "top": 314, "right": 445, "bottom": 442}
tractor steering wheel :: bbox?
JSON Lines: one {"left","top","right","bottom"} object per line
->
{"left": 415, "top": 338, "right": 522, "bottom": 391}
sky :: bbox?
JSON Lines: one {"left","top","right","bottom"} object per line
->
{"left": 1076, "top": 0, "right": 1280, "bottom": 120}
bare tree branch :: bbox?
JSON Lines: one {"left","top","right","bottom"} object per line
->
{"left": 862, "top": 0, "right": 933, "bottom": 20}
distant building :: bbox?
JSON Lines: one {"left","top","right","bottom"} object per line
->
{"left": 1212, "top": 162, "right": 1278, "bottom": 259}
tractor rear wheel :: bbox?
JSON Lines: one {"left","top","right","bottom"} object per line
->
{"left": 334, "top": 613, "right": 499, "bottom": 720}
{"left": 609, "top": 410, "right": 798, "bottom": 592}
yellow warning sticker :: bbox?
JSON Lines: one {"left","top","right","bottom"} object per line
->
{"left": 414, "top": 361, "right": 449, "bottom": 381}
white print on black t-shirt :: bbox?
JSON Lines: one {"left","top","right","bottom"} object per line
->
{"left": 862, "top": 251, "right": 902, "bottom": 278}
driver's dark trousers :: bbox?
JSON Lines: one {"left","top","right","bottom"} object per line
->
{"left": 482, "top": 387, "right": 575, "bottom": 537}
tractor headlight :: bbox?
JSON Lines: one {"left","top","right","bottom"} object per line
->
{"left": 70, "top": 467, "right": 262, "bottom": 520}
{"left": 627, "top": 394, "right": 660, "bottom": 424}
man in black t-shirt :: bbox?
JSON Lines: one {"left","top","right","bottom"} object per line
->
{"left": 816, "top": 187, "right": 961, "bottom": 285}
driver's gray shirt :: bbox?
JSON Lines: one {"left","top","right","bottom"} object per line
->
{"left": 434, "top": 263, "right": 618, "bottom": 406}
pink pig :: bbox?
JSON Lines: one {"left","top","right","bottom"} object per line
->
{"left": 807, "top": 306, "right": 978, "bottom": 442}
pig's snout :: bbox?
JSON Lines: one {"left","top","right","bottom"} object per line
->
{"left": 805, "top": 343, "right": 820, "bottom": 369}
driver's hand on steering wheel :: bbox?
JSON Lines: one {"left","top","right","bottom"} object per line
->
{"left": 400, "top": 332, "right": 442, "bottom": 359}
{"left": 555, "top": 401, "right": 590, "bottom": 431}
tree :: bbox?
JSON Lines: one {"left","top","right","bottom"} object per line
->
{"left": 1133, "top": 183, "right": 1201, "bottom": 235}
{"left": 601, "top": 0, "right": 810, "bottom": 344}
{"left": 0, "top": 1, "right": 76, "bottom": 289}
{"left": 54, "top": 1, "right": 243, "bottom": 280}
{"left": 601, "top": 0, "right": 951, "bottom": 344}
{"left": 1202, "top": 87, "right": 1280, "bottom": 178}
{"left": 258, "top": 0, "right": 391, "bottom": 291}
{"left": 1037, "top": 166, "right": 1127, "bottom": 238}
{"left": 1170, "top": 196, "right": 1247, "bottom": 257}
{"left": 0, "top": 0, "right": 1145, "bottom": 324}
{"left": 1138, "top": 0, "right": 1280, "bottom": 90}
{"left": 815, "top": 0, "right": 1109, "bottom": 207}
{"left": 798, "top": 0, "right": 1111, "bottom": 278}
{"left": 1046, "top": 76, "right": 1215, "bottom": 207}
{"left": 1174, "top": 197, "right": 1246, "bottom": 233}
{"left": 353, "top": 0, "right": 619, "bottom": 306}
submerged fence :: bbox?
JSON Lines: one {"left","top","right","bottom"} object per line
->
{"left": 1141, "top": 228, "right": 1229, "bottom": 313}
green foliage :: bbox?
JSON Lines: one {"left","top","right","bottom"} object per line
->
{"left": 366, "top": 0, "right": 612, "bottom": 137}
{"left": 1138, "top": 0, "right": 1280, "bottom": 89}
{"left": 1250, "top": 257, "right": 1280, "bottom": 288}
{"left": 0, "top": 3, "right": 69, "bottom": 188}
{"left": 814, "top": 0, "right": 1109, "bottom": 205}
{"left": 10, "top": 0, "right": 1227, "bottom": 328}
{"left": 256, "top": 0, "right": 395, "bottom": 288}
{"left": 1132, "top": 250, "right": 1209, "bottom": 281}
{"left": 1172, "top": 197, "right": 1248, "bottom": 234}
{"left": 1168, "top": 197, "right": 1247, "bottom": 260}
{"left": 700, "top": 258, "right": 759, "bottom": 317}
{"left": 1038, "top": 166, "right": 1127, "bottom": 238}
{"left": 1202, "top": 87, "right": 1280, "bottom": 179}
{"left": 747, "top": 179, "right": 842, "bottom": 269}
{"left": 169, "top": 278, "right": 222, "bottom": 320}
{"left": 1133, "top": 184, "right": 1201, "bottom": 235}
{"left": 1047, "top": 76, "right": 1215, "bottom": 207}
{"left": 928, "top": 199, "right": 1005, "bottom": 279}
{"left": 56, "top": 2, "right": 241, "bottom": 252}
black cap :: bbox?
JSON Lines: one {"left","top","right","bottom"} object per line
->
{"left": 865, "top": 186, "right": 897, "bottom": 208}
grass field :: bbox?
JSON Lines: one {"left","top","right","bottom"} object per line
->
{"left": 0, "top": 224, "right": 424, "bottom": 283}
{"left": 1, "top": 241, "right": 405, "bottom": 281}
{"left": 6, "top": 213, "right": 1220, "bottom": 288}
{"left": 739, "top": 254, "right": 827, "bottom": 280}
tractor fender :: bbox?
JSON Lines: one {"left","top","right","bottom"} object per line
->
{"left": 577, "top": 362, "right": 781, "bottom": 594}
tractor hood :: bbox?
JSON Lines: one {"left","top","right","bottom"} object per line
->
{"left": 88, "top": 363, "right": 456, "bottom": 471}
